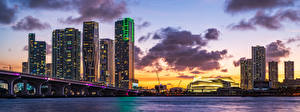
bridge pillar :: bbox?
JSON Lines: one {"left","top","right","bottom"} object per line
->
{"left": 35, "top": 82, "right": 43, "bottom": 96}
{"left": 23, "top": 80, "right": 28, "bottom": 95}
{"left": 46, "top": 84, "right": 52, "bottom": 96}
{"left": 7, "top": 79, "right": 15, "bottom": 96}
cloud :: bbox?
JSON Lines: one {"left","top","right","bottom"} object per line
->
{"left": 138, "top": 33, "right": 152, "bottom": 43}
{"left": 177, "top": 73, "right": 194, "bottom": 79}
{"left": 221, "top": 69, "right": 228, "bottom": 72}
{"left": 18, "top": 0, "right": 71, "bottom": 9}
{"left": 134, "top": 45, "right": 143, "bottom": 69}
{"left": 63, "top": 0, "right": 127, "bottom": 24}
{"left": 136, "top": 27, "right": 228, "bottom": 72}
{"left": 204, "top": 28, "right": 220, "bottom": 40}
{"left": 233, "top": 57, "right": 246, "bottom": 67}
{"left": 225, "top": 0, "right": 294, "bottom": 13}
{"left": 0, "top": 0, "right": 17, "bottom": 24}
{"left": 229, "top": 10, "right": 300, "bottom": 30}
{"left": 266, "top": 40, "right": 290, "bottom": 62}
{"left": 136, "top": 21, "right": 151, "bottom": 30}
{"left": 190, "top": 71, "right": 202, "bottom": 74}
{"left": 287, "top": 36, "right": 300, "bottom": 44}
{"left": 12, "top": 16, "right": 50, "bottom": 31}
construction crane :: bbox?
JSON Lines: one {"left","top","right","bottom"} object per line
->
{"left": 178, "top": 80, "right": 182, "bottom": 87}
{"left": 156, "top": 71, "right": 161, "bottom": 85}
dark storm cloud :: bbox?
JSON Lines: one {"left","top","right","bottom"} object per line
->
{"left": 12, "top": 16, "right": 50, "bottom": 31}
{"left": 134, "top": 45, "right": 144, "bottom": 69}
{"left": 233, "top": 57, "right": 246, "bottom": 67}
{"left": 63, "top": 0, "right": 127, "bottom": 23}
{"left": 266, "top": 40, "right": 290, "bottom": 62}
{"left": 229, "top": 10, "right": 300, "bottom": 30}
{"left": 225, "top": 0, "right": 294, "bottom": 13}
{"left": 204, "top": 28, "right": 220, "bottom": 40}
{"left": 221, "top": 69, "right": 228, "bottom": 72}
{"left": 136, "top": 27, "right": 228, "bottom": 71}
{"left": 0, "top": 0, "right": 17, "bottom": 24}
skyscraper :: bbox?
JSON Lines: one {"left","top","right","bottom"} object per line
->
{"left": 28, "top": 33, "right": 46, "bottom": 76}
{"left": 284, "top": 61, "right": 294, "bottom": 81}
{"left": 268, "top": 61, "right": 278, "bottom": 88}
{"left": 83, "top": 21, "right": 99, "bottom": 82}
{"left": 115, "top": 18, "right": 135, "bottom": 89}
{"left": 100, "top": 39, "right": 114, "bottom": 86}
{"left": 52, "top": 28, "right": 81, "bottom": 80}
{"left": 22, "top": 62, "right": 28, "bottom": 73}
{"left": 252, "top": 46, "right": 266, "bottom": 81}
{"left": 240, "top": 59, "right": 253, "bottom": 90}
{"left": 46, "top": 63, "right": 52, "bottom": 77}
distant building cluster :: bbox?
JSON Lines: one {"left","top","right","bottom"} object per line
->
{"left": 22, "top": 18, "right": 137, "bottom": 89}
{"left": 240, "top": 46, "right": 299, "bottom": 90}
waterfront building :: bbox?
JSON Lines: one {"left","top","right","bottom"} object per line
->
{"left": 100, "top": 39, "right": 114, "bottom": 86}
{"left": 52, "top": 28, "right": 81, "bottom": 80}
{"left": 46, "top": 63, "right": 52, "bottom": 77}
{"left": 240, "top": 59, "right": 253, "bottom": 90}
{"left": 28, "top": 33, "right": 46, "bottom": 76}
{"left": 284, "top": 61, "right": 294, "bottom": 81}
{"left": 83, "top": 21, "right": 99, "bottom": 82}
{"left": 252, "top": 46, "right": 266, "bottom": 81}
{"left": 187, "top": 76, "right": 239, "bottom": 93}
{"left": 114, "top": 18, "right": 135, "bottom": 89}
{"left": 268, "top": 61, "right": 278, "bottom": 88}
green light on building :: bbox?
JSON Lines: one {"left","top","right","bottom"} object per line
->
{"left": 122, "top": 18, "right": 134, "bottom": 42}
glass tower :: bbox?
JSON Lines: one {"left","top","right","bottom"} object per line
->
{"left": 28, "top": 33, "right": 46, "bottom": 76}
{"left": 100, "top": 39, "right": 114, "bottom": 86}
{"left": 52, "top": 28, "right": 81, "bottom": 80}
{"left": 115, "top": 18, "right": 135, "bottom": 89}
{"left": 83, "top": 21, "right": 99, "bottom": 82}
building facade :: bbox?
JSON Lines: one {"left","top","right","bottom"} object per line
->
{"left": 100, "top": 39, "right": 114, "bottom": 86}
{"left": 52, "top": 28, "right": 81, "bottom": 80}
{"left": 28, "top": 33, "right": 46, "bottom": 76}
{"left": 240, "top": 59, "right": 253, "bottom": 90}
{"left": 268, "top": 61, "right": 278, "bottom": 88}
{"left": 252, "top": 46, "right": 266, "bottom": 81}
{"left": 115, "top": 18, "right": 135, "bottom": 89}
{"left": 22, "top": 62, "right": 28, "bottom": 73}
{"left": 284, "top": 61, "right": 294, "bottom": 81}
{"left": 46, "top": 63, "right": 52, "bottom": 77}
{"left": 83, "top": 21, "right": 99, "bottom": 82}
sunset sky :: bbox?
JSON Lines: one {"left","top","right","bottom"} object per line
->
{"left": 1, "top": 0, "right": 300, "bottom": 89}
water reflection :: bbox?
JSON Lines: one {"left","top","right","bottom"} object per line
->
{"left": 0, "top": 97, "right": 299, "bottom": 112}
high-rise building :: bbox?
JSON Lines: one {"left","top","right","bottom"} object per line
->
{"left": 268, "top": 61, "right": 278, "bottom": 88}
{"left": 28, "top": 33, "right": 46, "bottom": 76}
{"left": 100, "top": 39, "right": 114, "bottom": 86}
{"left": 252, "top": 46, "right": 266, "bottom": 81}
{"left": 22, "top": 62, "right": 28, "bottom": 73}
{"left": 46, "top": 63, "right": 52, "bottom": 77}
{"left": 115, "top": 18, "right": 135, "bottom": 89}
{"left": 52, "top": 28, "right": 81, "bottom": 80}
{"left": 284, "top": 61, "right": 294, "bottom": 81}
{"left": 240, "top": 59, "right": 253, "bottom": 90}
{"left": 82, "top": 21, "right": 99, "bottom": 82}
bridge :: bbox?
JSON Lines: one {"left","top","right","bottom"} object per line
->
{"left": 0, "top": 70, "right": 137, "bottom": 97}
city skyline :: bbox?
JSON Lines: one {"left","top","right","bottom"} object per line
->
{"left": 1, "top": 0, "right": 300, "bottom": 89}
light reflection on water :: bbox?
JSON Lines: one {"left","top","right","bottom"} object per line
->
{"left": 0, "top": 97, "right": 299, "bottom": 112}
